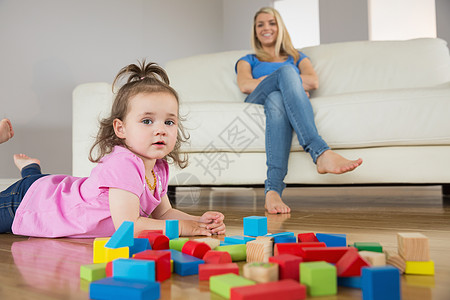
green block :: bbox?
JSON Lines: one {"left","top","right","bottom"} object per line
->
{"left": 210, "top": 273, "right": 255, "bottom": 299}
{"left": 80, "top": 263, "right": 107, "bottom": 282}
{"left": 300, "top": 261, "right": 337, "bottom": 297}
{"left": 214, "top": 244, "right": 247, "bottom": 261}
{"left": 169, "top": 238, "right": 189, "bottom": 251}
{"left": 353, "top": 242, "right": 383, "bottom": 253}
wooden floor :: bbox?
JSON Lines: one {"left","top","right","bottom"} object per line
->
{"left": 0, "top": 186, "right": 449, "bottom": 300}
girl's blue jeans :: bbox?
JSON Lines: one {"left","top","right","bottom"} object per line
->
{"left": 0, "top": 163, "right": 47, "bottom": 233}
{"left": 245, "top": 65, "right": 330, "bottom": 197}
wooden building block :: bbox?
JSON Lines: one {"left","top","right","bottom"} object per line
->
{"left": 273, "top": 235, "right": 296, "bottom": 244}
{"left": 105, "top": 247, "right": 129, "bottom": 263}
{"left": 93, "top": 238, "right": 110, "bottom": 263}
{"left": 359, "top": 251, "right": 386, "bottom": 266}
{"left": 353, "top": 242, "right": 383, "bottom": 253}
{"left": 298, "top": 232, "right": 319, "bottom": 243}
{"left": 336, "top": 248, "right": 370, "bottom": 277}
{"left": 105, "top": 221, "right": 134, "bottom": 249}
{"left": 80, "top": 263, "right": 107, "bottom": 282}
{"left": 210, "top": 273, "right": 255, "bottom": 299}
{"left": 166, "top": 249, "right": 204, "bottom": 276}
{"left": 300, "top": 261, "right": 337, "bottom": 297}
{"left": 274, "top": 242, "right": 326, "bottom": 256}
{"left": 405, "top": 260, "right": 435, "bottom": 275}
{"left": 165, "top": 219, "right": 179, "bottom": 240}
{"left": 316, "top": 233, "right": 347, "bottom": 247}
{"left": 106, "top": 261, "right": 113, "bottom": 277}
{"left": 230, "top": 279, "right": 306, "bottom": 300}
{"left": 199, "top": 263, "right": 239, "bottom": 280}
{"left": 243, "top": 262, "right": 278, "bottom": 283}
{"left": 137, "top": 230, "right": 163, "bottom": 237}
{"left": 129, "top": 238, "right": 151, "bottom": 256}
{"left": 143, "top": 232, "right": 170, "bottom": 250}
{"left": 194, "top": 237, "right": 221, "bottom": 250}
{"left": 300, "top": 246, "right": 349, "bottom": 263}
{"left": 215, "top": 244, "right": 247, "bottom": 262}
{"left": 243, "top": 216, "right": 267, "bottom": 237}
{"left": 203, "top": 250, "right": 233, "bottom": 264}
{"left": 169, "top": 238, "right": 189, "bottom": 251}
{"left": 385, "top": 250, "right": 406, "bottom": 274}
{"left": 182, "top": 240, "right": 211, "bottom": 259}
{"left": 268, "top": 254, "right": 303, "bottom": 281}
{"left": 265, "top": 232, "right": 295, "bottom": 240}
{"left": 397, "top": 232, "right": 430, "bottom": 261}
{"left": 361, "top": 266, "right": 401, "bottom": 300}
{"left": 112, "top": 258, "right": 155, "bottom": 282}
{"left": 89, "top": 277, "right": 160, "bottom": 300}
{"left": 246, "top": 239, "right": 273, "bottom": 262}
{"left": 133, "top": 250, "right": 171, "bottom": 282}
{"left": 225, "top": 236, "right": 256, "bottom": 245}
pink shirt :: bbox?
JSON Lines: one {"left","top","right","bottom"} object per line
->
{"left": 12, "top": 146, "right": 168, "bottom": 238}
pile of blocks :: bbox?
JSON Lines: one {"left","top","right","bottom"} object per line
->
{"left": 81, "top": 217, "right": 434, "bottom": 300}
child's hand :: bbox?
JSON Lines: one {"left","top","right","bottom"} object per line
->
{"left": 179, "top": 220, "right": 213, "bottom": 237}
{"left": 199, "top": 211, "right": 226, "bottom": 235}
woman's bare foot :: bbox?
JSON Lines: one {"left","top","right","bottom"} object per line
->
{"left": 0, "top": 118, "right": 14, "bottom": 144}
{"left": 13, "top": 154, "right": 41, "bottom": 171}
{"left": 264, "top": 191, "right": 291, "bottom": 214}
{"left": 316, "top": 150, "right": 362, "bottom": 174}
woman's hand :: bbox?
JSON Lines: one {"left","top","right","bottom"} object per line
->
{"left": 199, "top": 211, "right": 226, "bottom": 235}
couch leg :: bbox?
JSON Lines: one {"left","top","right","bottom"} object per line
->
{"left": 443, "top": 184, "right": 450, "bottom": 198}
{"left": 168, "top": 186, "right": 176, "bottom": 205}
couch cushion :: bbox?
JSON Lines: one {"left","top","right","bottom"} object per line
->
{"left": 179, "top": 84, "right": 450, "bottom": 153}
{"left": 303, "top": 38, "right": 450, "bottom": 98}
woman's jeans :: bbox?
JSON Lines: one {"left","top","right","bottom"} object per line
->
{"left": 245, "top": 65, "right": 330, "bottom": 197}
{"left": 0, "top": 163, "right": 47, "bottom": 233}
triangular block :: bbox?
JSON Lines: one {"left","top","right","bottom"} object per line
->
{"left": 105, "top": 221, "right": 134, "bottom": 249}
{"left": 337, "top": 248, "right": 370, "bottom": 277}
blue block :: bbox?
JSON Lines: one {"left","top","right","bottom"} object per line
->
{"left": 165, "top": 249, "right": 204, "bottom": 276}
{"left": 362, "top": 266, "right": 400, "bottom": 300}
{"left": 274, "top": 235, "right": 296, "bottom": 244}
{"left": 89, "top": 277, "right": 160, "bottom": 300}
{"left": 266, "top": 232, "right": 295, "bottom": 238}
{"left": 165, "top": 219, "right": 179, "bottom": 240}
{"left": 338, "top": 276, "right": 362, "bottom": 289}
{"left": 129, "top": 238, "right": 152, "bottom": 256}
{"left": 113, "top": 259, "right": 155, "bottom": 282}
{"left": 219, "top": 241, "right": 234, "bottom": 246}
{"left": 105, "top": 221, "right": 134, "bottom": 249}
{"left": 243, "top": 216, "right": 267, "bottom": 237}
{"left": 224, "top": 235, "right": 256, "bottom": 244}
{"left": 316, "top": 233, "right": 347, "bottom": 247}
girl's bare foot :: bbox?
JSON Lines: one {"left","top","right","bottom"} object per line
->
{"left": 0, "top": 118, "right": 14, "bottom": 144}
{"left": 264, "top": 191, "right": 291, "bottom": 214}
{"left": 316, "top": 150, "right": 362, "bottom": 174}
{"left": 13, "top": 154, "right": 41, "bottom": 171}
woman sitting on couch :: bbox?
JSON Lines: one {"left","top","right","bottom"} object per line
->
{"left": 235, "top": 7, "right": 362, "bottom": 214}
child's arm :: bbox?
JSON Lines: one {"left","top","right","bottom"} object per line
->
{"left": 108, "top": 188, "right": 218, "bottom": 237}
{"left": 151, "top": 193, "right": 226, "bottom": 235}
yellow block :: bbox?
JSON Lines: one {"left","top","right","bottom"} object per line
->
{"left": 93, "top": 238, "right": 110, "bottom": 263}
{"left": 93, "top": 237, "right": 129, "bottom": 263}
{"left": 171, "top": 260, "right": 173, "bottom": 273}
{"left": 405, "top": 260, "right": 434, "bottom": 275}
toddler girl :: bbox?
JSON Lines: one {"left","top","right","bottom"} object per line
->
{"left": 0, "top": 61, "right": 225, "bottom": 238}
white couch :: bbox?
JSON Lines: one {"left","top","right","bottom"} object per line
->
{"left": 73, "top": 38, "right": 450, "bottom": 197}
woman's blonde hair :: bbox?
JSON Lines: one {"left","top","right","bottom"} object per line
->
{"left": 251, "top": 7, "right": 299, "bottom": 62}
{"left": 89, "top": 60, "right": 189, "bottom": 168}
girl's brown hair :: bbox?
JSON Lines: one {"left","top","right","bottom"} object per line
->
{"left": 251, "top": 7, "right": 299, "bottom": 62}
{"left": 89, "top": 60, "right": 189, "bottom": 168}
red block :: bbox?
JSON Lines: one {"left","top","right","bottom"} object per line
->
{"left": 274, "top": 242, "right": 326, "bottom": 256}
{"left": 300, "top": 247, "right": 350, "bottom": 263}
{"left": 137, "top": 230, "right": 164, "bottom": 238}
{"left": 298, "top": 232, "right": 319, "bottom": 242}
{"left": 139, "top": 232, "right": 169, "bottom": 250}
{"left": 106, "top": 261, "right": 113, "bottom": 277}
{"left": 336, "top": 248, "right": 370, "bottom": 277}
{"left": 203, "top": 250, "right": 232, "bottom": 264}
{"left": 198, "top": 263, "right": 239, "bottom": 280}
{"left": 133, "top": 250, "right": 171, "bottom": 282}
{"left": 182, "top": 240, "right": 211, "bottom": 259}
{"left": 230, "top": 279, "right": 306, "bottom": 300}
{"left": 269, "top": 254, "right": 303, "bottom": 281}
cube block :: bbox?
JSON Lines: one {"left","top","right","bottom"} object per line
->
{"left": 210, "top": 273, "right": 255, "bottom": 299}
{"left": 300, "top": 261, "right": 337, "bottom": 297}
{"left": 361, "top": 266, "right": 401, "bottom": 300}
{"left": 243, "top": 216, "right": 267, "bottom": 237}
{"left": 165, "top": 219, "right": 179, "bottom": 240}
{"left": 80, "top": 263, "right": 107, "bottom": 282}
